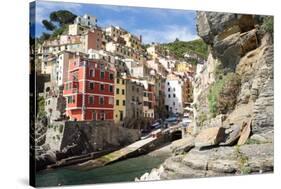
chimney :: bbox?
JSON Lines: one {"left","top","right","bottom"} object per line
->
{"left": 139, "top": 35, "right": 142, "bottom": 43}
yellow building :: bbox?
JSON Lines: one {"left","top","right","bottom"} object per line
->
{"left": 114, "top": 77, "right": 126, "bottom": 125}
{"left": 175, "top": 62, "right": 194, "bottom": 73}
{"left": 121, "top": 33, "right": 142, "bottom": 51}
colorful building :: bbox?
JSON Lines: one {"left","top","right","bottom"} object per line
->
{"left": 114, "top": 76, "right": 126, "bottom": 124}
{"left": 105, "top": 26, "right": 127, "bottom": 41}
{"left": 121, "top": 33, "right": 142, "bottom": 51}
{"left": 63, "top": 52, "right": 115, "bottom": 121}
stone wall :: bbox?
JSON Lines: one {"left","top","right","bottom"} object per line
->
{"left": 60, "top": 121, "right": 140, "bottom": 152}
{"left": 44, "top": 121, "right": 65, "bottom": 151}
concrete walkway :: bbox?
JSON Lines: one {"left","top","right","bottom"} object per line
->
{"left": 76, "top": 136, "right": 157, "bottom": 170}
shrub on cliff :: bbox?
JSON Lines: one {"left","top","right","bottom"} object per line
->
{"left": 261, "top": 16, "right": 273, "bottom": 34}
{"left": 208, "top": 76, "right": 225, "bottom": 117}
{"left": 217, "top": 73, "right": 241, "bottom": 114}
{"left": 208, "top": 72, "right": 241, "bottom": 117}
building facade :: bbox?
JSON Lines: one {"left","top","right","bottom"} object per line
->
{"left": 165, "top": 74, "right": 184, "bottom": 115}
{"left": 114, "top": 76, "right": 126, "bottom": 124}
{"left": 125, "top": 79, "right": 144, "bottom": 120}
{"left": 74, "top": 14, "right": 97, "bottom": 28}
{"left": 63, "top": 52, "right": 115, "bottom": 121}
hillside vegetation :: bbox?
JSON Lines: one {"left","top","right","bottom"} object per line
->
{"left": 163, "top": 38, "right": 208, "bottom": 60}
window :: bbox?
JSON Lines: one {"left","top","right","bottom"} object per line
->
{"left": 116, "top": 88, "right": 120, "bottom": 94}
{"left": 122, "top": 89, "right": 125, "bottom": 95}
{"left": 116, "top": 100, "right": 119, "bottom": 106}
{"left": 123, "top": 100, "right": 125, "bottom": 106}
{"left": 173, "top": 94, "right": 176, "bottom": 98}
{"left": 173, "top": 88, "right": 176, "bottom": 92}
{"left": 68, "top": 96, "right": 75, "bottom": 104}
{"left": 132, "top": 96, "right": 135, "bottom": 101}
{"left": 89, "top": 69, "right": 94, "bottom": 77}
{"left": 100, "top": 63, "right": 105, "bottom": 69}
{"left": 109, "top": 97, "right": 114, "bottom": 105}
{"left": 109, "top": 73, "right": 114, "bottom": 80}
{"left": 89, "top": 82, "right": 94, "bottom": 90}
{"left": 132, "top": 86, "right": 135, "bottom": 91}
{"left": 100, "top": 84, "right": 104, "bottom": 91}
{"left": 168, "top": 88, "right": 170, "bottom": 92}
{"left": 89, "top": 96, "right": 94, "bottom": 104}
{"left": 122, "top": 79, "right": 125, "bottom": 84}
{"left": 117, "top": 78, "right": 120, "bottom": 84}
{"left": 99, "top": 97, "right": 104, "bottom": 105}
{"left": 168, "top": 94, "right": 171, "bottom": 98}
{"left": 100, "top": 71, "right": 104, "bottom": 79}
{"left": 109, "top": 85, "right": 113, "bottom": 93}
{"left": 144, "top": 92, "right": 147, "bottom": 97}
{"left": 136, "top": 87, "right": 139, "bottom": 93}
{"left": 173, "top": 102, "right": 175, "bottom": 106}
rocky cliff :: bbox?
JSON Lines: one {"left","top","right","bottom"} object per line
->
{"left": 194, "top": 12, "right": 273, "bottom": 138}
{"left": 137, "top": 12, "right": 273, "bottom": 181}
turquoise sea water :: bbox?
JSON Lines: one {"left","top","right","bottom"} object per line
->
{"left": 36, "top": 154, "right": 167, "bottom": 187}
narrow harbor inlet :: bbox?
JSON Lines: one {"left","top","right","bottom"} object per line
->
{"left": 36, "top": 152, "right": 169, "bottom": 187}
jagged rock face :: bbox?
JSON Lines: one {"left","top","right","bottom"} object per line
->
{"left": 236, "top": 34, "right": 273, "bottom": 135}
{"left": 197, "top": 12, "right": 260, "bottom": 71}
{"left": 196, "top": 12, "right": 273, "bottom": 135}
{"left": 137, "top": 143, "right": 273, "bottom": 181}
{"left": 197, "top": 12, "right": 257, "bottom": 45}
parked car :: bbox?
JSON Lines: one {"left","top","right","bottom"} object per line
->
{"left": 150, "top": 121, "right": 162, "bottom": 130}
{"left": 164, "top": 117, "right": 178, "bottom": 128}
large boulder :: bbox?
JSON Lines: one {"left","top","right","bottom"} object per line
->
{"left": 194, "top": 127, "right": 225, "bottom": 148}
{"left": 220, "top": 124, "right": 241, "bottom": 146}
{"left": 170, "top": 135, "right": 195, "bottom": 155}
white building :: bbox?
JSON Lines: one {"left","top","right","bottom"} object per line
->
{"left": 165, "top": 74, "right": 183, "bottom": 114}
{"left": 158, "top": 57, "right": 176, "bottom": 73}
{"left": 56, "top": 52, "right": 70, "bottom": 86}
{"left": 88, "top": 49, "right": 115, "bottom": 64}
{"left": 74, "top": 14, "right": 97, "bottom": 28}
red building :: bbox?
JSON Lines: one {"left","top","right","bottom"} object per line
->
{"left": 63, "top": 52, "right": 115, "bottom": 121}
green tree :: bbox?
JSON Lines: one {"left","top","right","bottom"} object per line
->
{"left": 39, "top": 32, "right": 51, "bottom": 42}
{"left": 49, "top": 10, "right": 77, "bottom": 26}
{"left": 42, "top": 19, "right": 56, "bottom": 31}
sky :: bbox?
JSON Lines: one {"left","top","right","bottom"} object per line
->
{"left": 30, "top": 0, "right": 198, "bottom": 44}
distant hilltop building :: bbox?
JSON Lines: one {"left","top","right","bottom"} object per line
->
{"left": 68, "top": 14, "right": 98, "bottom": 35}
{"left": 74, "top": 14, "right": 97, "bottom": 28}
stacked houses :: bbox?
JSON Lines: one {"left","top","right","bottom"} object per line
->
{"left": 37, "top": 14, "right": 197, "bottom": 128}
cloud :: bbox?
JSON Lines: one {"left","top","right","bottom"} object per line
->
{"left": 97, "top": 4, "right": 142, "bottom": 13}
{"left": 99, "top": 17, "right": 136, "bottom": 29}
{"left": 134, "top": 25, "right": 198, "bottom": 44}
{"left": 35, "top": 1, "right": 82, "bottom": 24}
